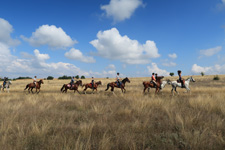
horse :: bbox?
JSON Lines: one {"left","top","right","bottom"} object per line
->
{"left": 24, "top": 80, "right": 44, "bottom": 94}
{"left": 143, "top": 79, "right": 170, "bottom": 93}
{"left": 143, "top": 76, "right": 165, "bottom": 94}
{"left": 168, "top": 76, "right": 195, "bottom": 95}
{"left": 0, "top": 81, "right": 12, "bottom": 93}
{"left": 61, "top": 80, "right": 82, "bottom": 93}
{"left": 82, "top": 81, "right": 102, "bottom": 94}
{"left": 105, "top": 77, "right": 130, "bottom": 93}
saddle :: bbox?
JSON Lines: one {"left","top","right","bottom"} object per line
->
{"left": 67, "top": 84, "right": 74, "bottom": 88}
{"left": 177, "top": 79, "right": 185, "bottom": 83}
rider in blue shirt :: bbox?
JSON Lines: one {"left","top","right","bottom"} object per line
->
{"left": 70, "top": 76, "right": 75, "bottom": 89}
{"left": 91, "top": 77, "right": 95, "bottom": 89}
{"left": 3, "top": 77, "right": 8, "bottom": 87}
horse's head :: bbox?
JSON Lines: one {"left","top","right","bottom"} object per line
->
{"left": 124, "top": 77, "right": 130, "bottom": 83}
{"left": 77, "top": 80, "right": 82, "bottom": 86}
{"left": 39, "top": 79, "right": 44, "bottom": 84}
{"left": 191, "top": 76, "right": 196, "bottom": 82}
{"left": 97, "top": 81, "right": 102, "bottom": 85}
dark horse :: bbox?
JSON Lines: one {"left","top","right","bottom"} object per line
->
{"left": 143, "top": 76, "right": 164, "bottom": 94}
{"left": 83, "top": 81, "right": 102, "bottom": 94}
{"left": 105, "top": 77, "right": 130, "bottom": 93}
{"left": 61, "top": 80, "right": 82, "bottom": 93}
{"left": 24, "top": 80, "right": 44, "bottom": 94}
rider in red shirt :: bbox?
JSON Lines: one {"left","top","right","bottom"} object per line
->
{"left": 151, "top": 73, "right": 157, "bottom": 87}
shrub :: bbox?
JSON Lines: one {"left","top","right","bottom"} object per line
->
{"left": 75, "top": 75, "right": 79, "bottom": 79}
{"left": 81, "top": 76, "right": 85, "bottom": 79}
{"left": 47, "top": 76, "right": 54, "bottom": 80}
{"left": 213, "top": 75, "right": 219, "bottom": 80}
{"left": 169, "top": 72, "right": 174, "bottom": 76}
{"left": 201, "top": 72, "right": 205, "bottom": 76}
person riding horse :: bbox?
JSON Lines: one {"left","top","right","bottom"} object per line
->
{"left": 116, "top": 72, "right": 122, "bottom": 88}
{"left": 91, "top": 77, "right": 95, "bottom": 90}
{"left": 33, "top": 76, "right": 37, "bottom": 88}
{"left": 178, "top": 70, "right": 185, "bottom": 88}
{"left": 151, "top": 73, "right": 157, "bottom": 87}
{"left": 70, "top": 76, "right": 75, "bottom": 89}
{"left": 3, "top": 77, "right": 8, "bottom": 87}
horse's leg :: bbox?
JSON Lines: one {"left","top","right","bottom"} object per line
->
{"left": 76, "top": 89, "right": 80, "bottom": 94}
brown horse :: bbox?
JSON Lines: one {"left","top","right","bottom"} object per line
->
{"left": 61, "top": 80, "right": 82, "bottom": 93}
{"left": 82, "top": 81, "right": 102, "bottom": 94}
{"left": 143, "top": 76, "right": 164, "bottom": 94}
{"left": 24, "top": 80, "right": 44, "bottom": 94}
{"left": 105, "top": 77, "right": 130, "bottom": 93}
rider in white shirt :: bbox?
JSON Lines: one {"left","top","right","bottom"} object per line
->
{"left": 33, "top": 76, "right": 37, "bottom": 87}
{"left": 116, "top": 72, "right": 121, "bottom": 87}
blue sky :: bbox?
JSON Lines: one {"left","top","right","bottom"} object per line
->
{"left": 1, "top": 0, "right": 225, "bottom": 78}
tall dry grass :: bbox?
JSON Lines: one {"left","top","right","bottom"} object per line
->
{"left": 0, "top": 75, "right": 224, "bottom": 150}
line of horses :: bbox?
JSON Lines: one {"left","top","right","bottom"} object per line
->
{"left": 1, "top": 76, "right": 196, "bottom": 95}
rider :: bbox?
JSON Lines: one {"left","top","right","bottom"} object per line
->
{"left": 178, "top": 70, "right": 185, "bottom": 88}
{"left": 116, "top": 72, "right": 122, "bottom": 87}
{"left": 70, "top": 76, "right": 75, "bottom": 89}
{"left": 91, "top": 77, "right": 95, "bottom": 90}
{"left": 33, "top": 76, "right": 37, "bottom": 87}
{"left": 151, "top": 73, "right": 157, "bottom": 87}
{"left": 3, "top": 77, "right": 8, "bottom": 87}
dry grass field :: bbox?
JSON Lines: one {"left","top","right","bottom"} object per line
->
{"left": 0, "top": 75, "right": 224, "bottom": 150}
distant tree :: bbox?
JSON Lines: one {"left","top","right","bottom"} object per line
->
{"left": 58, "top": 75, "right": 71, "bottom": 80}
{"left": 200, "top": 72, "right": 204, "bottom": 76}
{"left": 169, "top": 72, "right": 174, "bottom": 76}
{"left": 213, "top": 75, "right": 220, "bottom": 80}
{"left": 106, "top": 77, "right": 109, "bottom": 79}
{"left": 75, "top": 75, "right": 79, "bottom": 79}
{"left": 16, "top": 77, "right": 32, "bottom": 80}
{"left": 81, "top": 75, "right": 85, "bottom": 79}
{"left": 47, "top": 76, "right": 54, "bottom": 80}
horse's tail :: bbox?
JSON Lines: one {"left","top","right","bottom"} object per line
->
{"left": 24, "top": 84, "right": 29, "bottom": 90}
{"left": 105, "top": 83, "right": 110, "bottom": 91}
{"left": 61, "top": 84, "right": 65, "bottom": 92}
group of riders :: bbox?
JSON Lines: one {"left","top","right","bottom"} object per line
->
{"left": 2, "top": 70, "right": 186, "bottom": 91}
{"left": 150, "top": 70, "right": 185, "bottom": 88}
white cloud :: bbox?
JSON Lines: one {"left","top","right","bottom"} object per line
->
{"left": 21, "top": 25, "right": 77, "bottom": 49}
{"left": 101, "top": 0, "right": 143, "bottom": 22}
{"left": 147, "top": 63, "right": 169, "bottom": 76}
{"left": 65, "top": 48, "right": 96, "bottom": 63}
{"left": 106, "top": 64, "right": 116, "bottom": 70}
{"left": 0, "top": 18, "right": 20, "bottom": 46}
{"left": 199, "top": 46, "right": 222, "bottom": 57}
{"left": 191, "top": 64, "right": 225, "bottom": 75}
{"left": 168, "top": 53, "right": 177, "bottom": 59}
{"left": 90, "top": 28, "right": 160, "bottom": 64}
{"left": 162, "top": 62, "right": 176, "bottom": 67}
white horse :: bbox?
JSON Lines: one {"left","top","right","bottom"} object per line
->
{"left": 0, "top": 81, "right": 12, "bottom": 93}
{"left": 146, "top": 80, "right": 170, "bottom": 92}
{"left": 169, "top": 77, "right": 195, "bottom": 95}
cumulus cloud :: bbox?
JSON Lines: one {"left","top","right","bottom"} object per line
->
{"left": 21, "top": 25, "right": 77, "bottom": 49}
{"left": 147, "top": 63, "right": 169, "bottom": 76}
{"left": 191, "top": 64, "right": 225, "bottom": 75}
{"left": 162, "top": 62, "right": 176, "bottom": 67}
{"left": 65, "top": 48, "right": 96, "bottom": 63}
{"left": 2, "top": 49, "right": 90, "bottom": 77}
{"left": 168, "top": 53, "right": 177, "bottom": 59}
{"left": 199, "top": 46, "right": 222, "bottom": 58}
{"left": 0, "top": 18, "right": 20, "bottom": 46}
{"left": 101, "top": 0, "right": 143, "bottom": 22}
{"left": 90, "top": 28, "right": 160, "bottom": 64}
{"left": 106, "top": 64, "right": 116, "bottom": 70}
